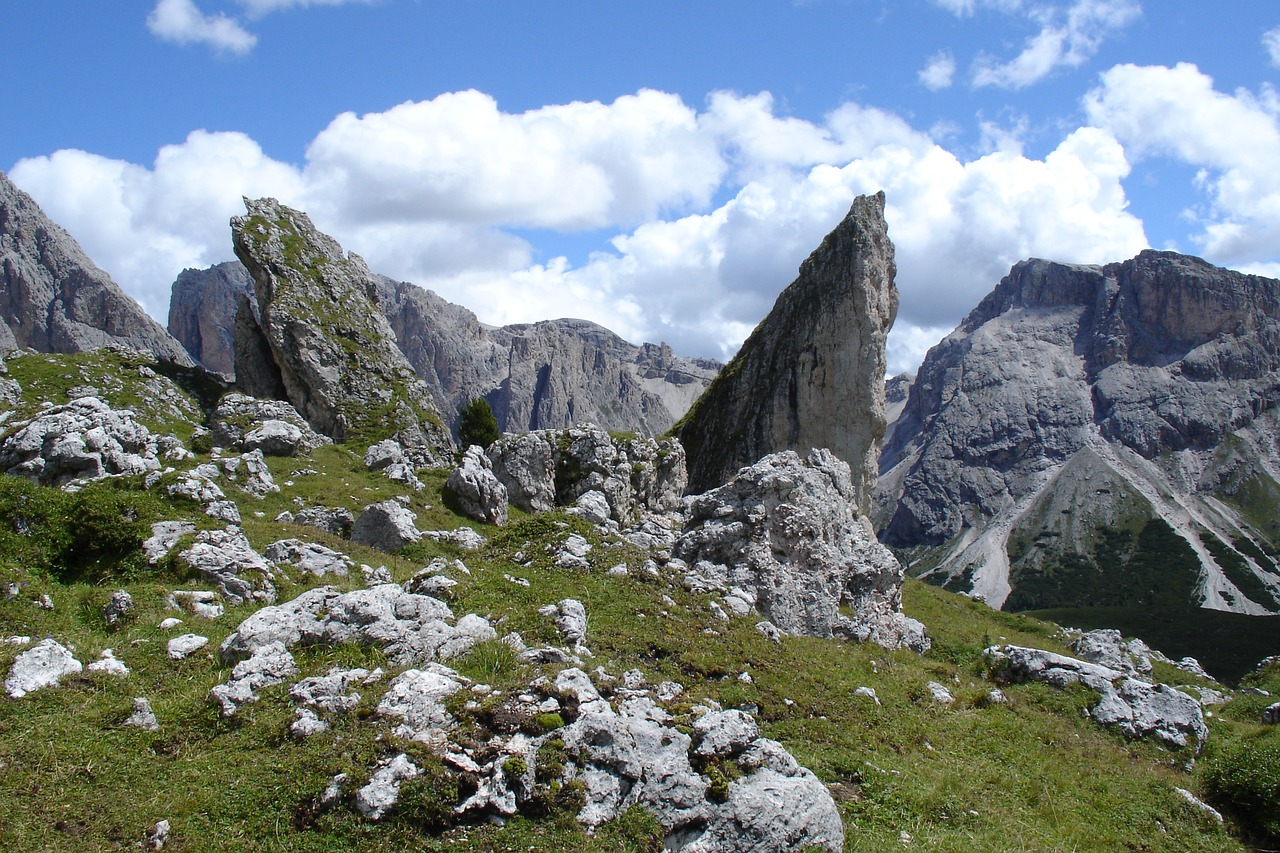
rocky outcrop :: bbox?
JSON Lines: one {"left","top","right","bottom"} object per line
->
{"left": 445, "top": 445, "right": 508, "bottom": 526}
{"left": 675, "top": 449, "right": 928, "bottom": 652}
{"left": 985, "top": 644, "right": 1208, "bottom": 749}
{"left": 230, "top": 197, "right": 452, "bottom": 461}
{"left": 878, "top": 250, "right": 1280, "bottom": 615}
{"left": 485, "top": 423, "right": 686, "bottom": 526}
{"left": 168, "top": 261, "right": 253, "bottom": 375}
{"left": 0, "top": 396, "right": 162, "bottom": 487}
{"left": 675, "top": 192, "right": 897, "bottom": 511}
{"left": 209, "top": 393, "right": 329, "bottom": 456}
{"left": 4, "top": 638, "right": 83, "bottom": 699}
{"left": 0, "top": 171, "right": 192, "bottom": 365}
{"left": 170, "top": 258, "right": 719, "bottom": 438}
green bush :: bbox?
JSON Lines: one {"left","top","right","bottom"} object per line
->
{"left": 1202, "top": 740, "right": 1280, "bottom": 843}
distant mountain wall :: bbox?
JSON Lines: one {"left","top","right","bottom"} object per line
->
{"left": 0, "top": 170, "right": 192, "bottom": 366}
{"left": 171, "top": 261, "right": 719, "bottom": 438}
{"left": 876, "top": 250, "right": 1280, "bottom": 616}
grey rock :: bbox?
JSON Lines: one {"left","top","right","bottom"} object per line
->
{"left": 376, "top": 666, "right": 465, "bottom": 741}
{"left": 676, "top": 449, "right": 928, "bottom": 652}
{"left": 879, "top": 250, "right": 1280, "bottom": 617}
{"left": 351, "top": 500, "right": 421, "bottom": 552}
{"left": 167, "top": 590, "right": 224, "bottom": 620}
{"left": 445, "top": 445, "right": 509, "bottom": 525}
{"left": 986, "top": 644, "right": 1208, "bottom": 748}
{"left": 293, "top": 505, "right": 354, "bottom": 539}
{"left": 1263, "top": 702, "right": 1280, "bottom": 724}
{"left": 167, "top": 634, "right": 209, "bottom": 660}
{"left": 207, "top": 641, "right": 298, "bottom": 716}
{"left": 231, "top": 197, "right": 452, "bottom": 461}
{"left": 692, "top": 709, "right": 760, "bottom": 758}
{"left": 263, "top": 539, "right": 352, "bottom": 577}
{"left": 543, "top": 599, "right": 588, "bottom": 650}
{"left": 0, "top": 396, "right": 161, "bottom": 486}
{"left": 143, "top": 521, "right": 196, "bottom": 565}
{"left": 925, "top": 681, "right": 955, "bottom": 704}
{"left": 420, "top": 527, "right": 486, "bottom": 551}
{"left": 355, "top": 753, "right": 421, "bottom": 820}
{"left": 1174, "top": 787, "right": 1223, "bottom": 823}
{"left": 178, "top": 528, "right": 277, "bottom": 605}
{"left": 103, "top": 590, "right": 134, "bottom": 627}
{"left": 677, "top": 193, "right": 896, "bottom": 512}
{"left": 87, "top": 649, "right": 130, "bottom": 676}
{"left": 4, "top": 638, "right": 83, "bottom": 698}
{"left": 488, "top": 424, "right": 687, "bottom": 525}
{"left": 221, "top": 448, "right": 278, "bottom": 498}
{"left": 290, "top": 667, "right": 375, "bottom": 715}
{"left": 123, "top": 697, "right": 160, "bottom": 732}
{"left": 218, "top": 582, "right": 487, "bottom": 669}
{"left": 0, "top": 170, "right": 193, "bottom": 365}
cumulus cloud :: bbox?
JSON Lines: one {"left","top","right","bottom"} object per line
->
{"left": 918, "top": 51, "right": 957, "bottom": 90}
{"left": 932, "top": 0, "right": 1141, "bottom": 89}
{"left": 11, "top": 88, "right": 1150, "bottom": 373}
{"left": 1084, "top": 62, "right": 1280, "bottom": 263}
{"left": 147, "top": 0, "right": 257, "bottom": 54}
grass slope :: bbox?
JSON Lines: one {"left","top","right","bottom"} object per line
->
{"left": 0, "top": 354, "right": 1272, "bottom": 851}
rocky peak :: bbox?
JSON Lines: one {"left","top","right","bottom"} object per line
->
{"left": 674, "top": 191, "right": 897, "bottom": 513}
{"left": 0, "top": 170, "right": 192, "bottom": 365}
{"left": 168, "top": 261, "right": 253, "bottom": 377}
{"left": 877, "top": 249, "right": 1280, "bottom": 616}
{"left": 231, "top": 197, "right": 452, "bottom": 461}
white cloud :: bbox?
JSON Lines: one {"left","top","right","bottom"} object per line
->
{"left": 147, "top": 0, "right": 257, "bottom": 54}
{"left": 941, "top": 0, "right": 1142, "bottom": 89}
{"left": 10, "top": 89, "right": 1150, "bottom": 372}
{"left": 919, "top": 51, "right": 957, "bottom": 90}
{"left": 236, "top": 0, "right": 375, "bottom": 18}
{"left": 303, "top": 89, "right": 726, "bottom": 231}
{"left": 1264, "top": 27, "right": 1280, "bottom": 68}
{"left": 1084, "top": 62, "right": 1280, "bottom": 263}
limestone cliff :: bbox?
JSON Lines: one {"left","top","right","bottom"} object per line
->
{"left": 231, "top": 197, "right": 452, "bottom": 461}
{"left": 172, "top": 260, "right": 718, "bottom": 437}
{"left": 877, "top": 250, "right": 1280, "bottom": 616}
{"left": 674, "top": 192, "right": 898, "bottom": 513}
{"left": 0, "top": 170, "right": 192, "bottom": 365}
{"left": 169, "top": 261, "right": 252, "bottom": 377}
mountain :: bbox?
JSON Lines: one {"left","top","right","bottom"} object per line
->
{"left": 170, "top": 263, "right": 718, "bottom": 438}
{"left": 674, "top": 192, "right": 897, "bottom": 511}
{"left": 0, "top": 170, "right": 192, "bottom": 366}
{"left": 877, "top": 250, "right": 1280, "bottom": 617}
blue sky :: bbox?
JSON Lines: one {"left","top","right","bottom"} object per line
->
{"left": 5, "top": 1, "right": 1280, "bottom": 374}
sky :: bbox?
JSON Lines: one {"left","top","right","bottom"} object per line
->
{"left": 5, "top": 1, "right": 1280, "bottom": 375}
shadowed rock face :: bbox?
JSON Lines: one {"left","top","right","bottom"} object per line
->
{"left": 877, "top": 250, "right": 1280, "bottom": 615}
{"left": 674, "top": 192, "right": 897, "bottom": 513}
{"left": 170, "top": 260, "right": 718, "bottom": 438}
{"left": 230, "top": 197, "right": 452, "bottom": 462}
{"left": 0, "top": 170, "right": 192, "bottom": 365}
{"left": 169, "top": 261, "right": 252, "bottom": 376}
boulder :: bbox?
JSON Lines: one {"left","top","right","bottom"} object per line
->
{"left": 293, "top": 505, "right": 355, "bottom": 539}
{"left": 103, "top": 590, "right": 134, "bottom": 627}
{"left": 675, "top": 449, "right": 928, "bottom": 652}
{"left": 263, "top": 539, "right": 353, "bottom": 577}
{"left": 376, "top": 666, "right": 466, "bottom": 741}
{"left": 210, "top": 393, "right": 328, "bottom": 455}
{"left": 351, "top": 500, "right": 421, "bottom": 552}
{"left": 445, "top": 445, "right": 509, "bottom": 525}
{"left": 4, "top": 638, "right": 83, "bottom": 698}
{"left": 123, "top": 697, "right": 160, "bottom": 732}
{"left": 355, "top": 753, "right": 422, "bottom": 820}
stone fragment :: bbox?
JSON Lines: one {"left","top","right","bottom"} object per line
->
{"left": 207, "top": 641, "right": 298, "bottom": 716}
{"left": 143, "top": 521, "right": 196, "bottom": 565}
{"left": 355, "top": 753, "right": 421, "bottom": 820}
{"left": 376, "top": 667, "right": 465, "bottom": 741}
{"left": 1262, "top": 702, "right": 1280, "bottom": 725}
{"left": 263, "top": 539, "right": 352, "bottom": 577}
{"left": 293, "top": 505, "right": 355, "bottom": 538}
{"left": 178, "top": 527, "right": 277, "bottom": 605}
{"left": 167, "top": 634, "right": 209, "bottom": 660}
{"left": 87, "top": 649, "right": 130, "bottom": 677}
{"left": 103, "top": 590, "right": 134, "bottom": 627}
{"left": 925, "top": 681, "right": 955, "bottom": 704}
{"left": 124, "top": 697, "right": 160, "bottom": 732}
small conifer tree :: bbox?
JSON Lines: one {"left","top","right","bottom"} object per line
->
{"left": 457, "top": 397, "right": 500, "bottom": 449}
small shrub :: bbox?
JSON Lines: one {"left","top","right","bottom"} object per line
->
{"left": 1202, "top": 739, "right": 1280, "bottom": 843}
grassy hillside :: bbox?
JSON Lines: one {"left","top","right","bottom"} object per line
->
{"left": 0, "top": 353, "right": 1274, "bottom": 851}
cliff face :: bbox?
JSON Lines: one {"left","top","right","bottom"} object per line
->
{"left": 168, "top": 261, "right": 252, "bottom": 377}
{"left": 877, "top": 250, "right": 1280, "bottom": 616}
{"left": 173, "top": 261, "right": 718, "bottom": 438}
{"left": 0, "top": 170, "right": 192, "bottom": 365}
{"left": 674, "top": 192, "right": 898, "bottom": 514}
{"left": 231, "top": 197, "right": 453, "bottom": 461}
